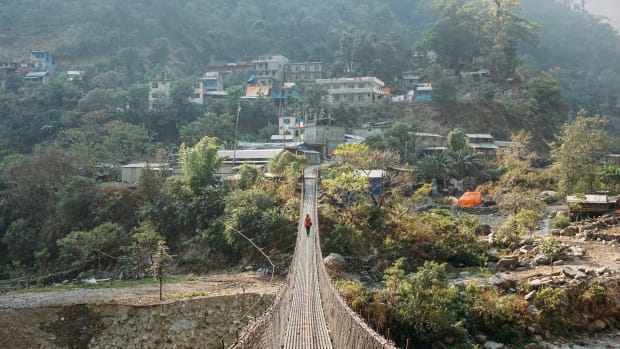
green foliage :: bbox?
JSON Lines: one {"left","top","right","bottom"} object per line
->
{"left": 57, "top": 222, "right": 127, "bottom": 272}
{"left": 55, "top": 176, "right": 102, "bottom": 231}
{"left": 495, "top": 209, "right": 535, "bottom": 246}
{"left": 551, "top": 216, "right": 570, "bottom": 229}
{"left": 539, "top": 238, "right": 567, "bottom": 261}
{"left": 446, "top": 128, "right": 468, "bottom": 153}
{"left": 222, "top": 188, "right": 294, "bottom": 257}
{"left": 465, "top": 283, "right": 524, "bottom": 344}
{"left": 323, "top": 224, "right": 365, "bottom": 256}
{"left": 147, "top": 240, "right": 173, "bottom": 300}
{"left": 382, "top": 259, "right": 469, "bottom": 344}
{"left": 536, "top": 287, "right": 563, "bottom": 313}
{"left": 588, "top": 284, "right": 606, "bottom": 298}
{"left": 550, "top": 111, "right": 611, "bottom": 194}
{"left": 180, "top": 136, "right": 222, "bottom": 193}
{"left": 420, "top": 209, "right": 483, "bottom": 265}
{"left": 123, "top": 220, "right": 163, "bottom": 277}
{"left": 335, "top": 279, "right": 373, "bottom": 310}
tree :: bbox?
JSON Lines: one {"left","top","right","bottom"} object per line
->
{"left": 382, "top": 259, "right": 468, "bottom": 344}
{"left": 148, "top": 240, "right": 172, "bottom": 301}
{"left": 57, "top": 222, "right": 126, "bottom": 272}
{"left": 445, "top": 128, "right": 468, "bottom": 153}
{"left": 496, "top": 208, "right": 541, "bottom": 246}
{"left": 103, "top": 120, "right": 151, "bottom": 163}
{"left": 550, "top": 110, "right": 611, "bottom": 194}
{"left": 180, "top": 136, "right": 222, "bottom": 193}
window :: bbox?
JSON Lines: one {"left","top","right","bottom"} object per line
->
{"left": 151, "top": 82, "right": 158, "bottom": 88}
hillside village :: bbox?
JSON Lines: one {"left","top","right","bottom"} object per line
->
{"left": 3, "top": 49, "right": 593, "bottom": 187}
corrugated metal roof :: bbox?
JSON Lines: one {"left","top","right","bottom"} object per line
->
{"left": 218, "top": 149, "right": 284, "bottom": 160}
{"left": 24, "top": 71, "right": 48, "bottom": 78}
{"left": 567, "top": 194, "right": 615, "bottom": 204}
{"left": 466, "top": 133, "right": 494, "bottom": 139}
{"left": 121, "top": 162, "right": 167, "bottom": 169}
{"left": 469, "top": 142, "right": 499, "bottom": 149}
{"left": 354, "top": 169, "right": 386, "bottom": 178}
{"left": 494, "top": 141, "right": 524, "bottom": 148}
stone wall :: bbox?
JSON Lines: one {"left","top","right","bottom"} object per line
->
{"left": 0, "top": 294, "right": 272, "bottom": 349}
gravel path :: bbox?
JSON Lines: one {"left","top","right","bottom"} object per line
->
{"left": 0, "top": 272, "right": 281, "bottom": 309}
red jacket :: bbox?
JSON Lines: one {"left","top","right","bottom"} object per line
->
{"left": 304, "top": 216, "right": 312, "bottom": 227}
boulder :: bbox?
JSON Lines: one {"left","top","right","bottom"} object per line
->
{"left": 483, "top": 341, "right": 504, "bottom": 349}
{"left": 588, "top": 319, "right": 607, "bottom": 332}
{"left": 524, "top": 344, "right": 539, "bottom": 349}
{"left": 562, "top": 266, "right": 588, "bottom": 280}
{"left": 323, "top": 253, "right": 346, "bottom": 276}
{"left": 524, "top": 290, "right": 536, "bottom": 302}
{"left": 496, "top": 256, "right": 519, "bottom": 272}
{"left": 490, "top": 272, "right": 516, "bottom": 290}
{"left": 533, "top": 253, "right": 550, "bottom": 265}
{"left": 560, "top": 226, "right": 579, "bottom": 236}
{"left": 566, "top": 246, "right": 585, "bottom": 257}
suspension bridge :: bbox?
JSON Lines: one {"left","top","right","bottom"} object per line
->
{"left": 231, "top": 170, "right": 398, "bottom": 349}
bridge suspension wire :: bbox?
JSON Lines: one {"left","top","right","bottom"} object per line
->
{"left": 230, "top": 166, "right": 399, "bottom": 349}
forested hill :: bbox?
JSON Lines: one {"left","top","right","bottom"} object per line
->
{"left": 1, "top": 0, "right": 619, "bottom": 117}
{"left": 0, "top": 0, "right": 431, "bottom": 67}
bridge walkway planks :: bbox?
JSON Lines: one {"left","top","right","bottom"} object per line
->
{"left": 282, "top": 176, "right": 333, "bottom": 348}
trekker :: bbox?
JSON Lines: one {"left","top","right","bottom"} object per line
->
{"left": 304, "top": 214, "right": 312, "bottom": 236}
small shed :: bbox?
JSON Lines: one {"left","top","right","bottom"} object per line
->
{"left": 567, "top": 193, "right": 618, "bottom": 219}
{"left": 121, "top": 162, "right": 169, "bottom": 184}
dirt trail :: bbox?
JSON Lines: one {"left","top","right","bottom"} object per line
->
{"left": 0, "top": 272, "right": 282, "bottom": 309}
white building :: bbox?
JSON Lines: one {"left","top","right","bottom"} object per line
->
{"left": 148, "top": 73, "right": 172, "bottom": 111}
{"left": 189, "top": 79, "right": 204, "bottom": 105}
{"left": 216, "top": 149, "right": 285, "bottom": 179}
{"left": 284, "top": 62, "right": 326, "bottom": 83}
{"left": 121, "top": 162, "right": 170, "bottom": 184}
{"left": 315, "top": 77, "right": 389, "bottom": 105}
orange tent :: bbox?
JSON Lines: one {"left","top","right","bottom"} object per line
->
{"left": 457, "top": 191, "right": 484, "bottom": 207}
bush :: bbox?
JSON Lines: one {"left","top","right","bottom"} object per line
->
{"left": 539, "top": 238, "right": 567, "bottom": 260}
{"left": 552, "top": 216, "right": 570, "bottom": 229}
{"left": 465, "top": 283, "right": 524, "bottom": 344}
{"left": 537, "top": 287, "right": 564, "bottom": 313}
{"left": 335, "top": 279, "right": 372, "bottom": 310}
{"left": 323, "top": 224, "right": 365, "bottom": 255}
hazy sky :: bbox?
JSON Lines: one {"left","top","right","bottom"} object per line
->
{"left": 584, "top": 0, "right": 620, "bottom": 31}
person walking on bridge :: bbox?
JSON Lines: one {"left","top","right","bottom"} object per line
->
{"left": 304, "top": 214, "right": 312, "bottom": 236}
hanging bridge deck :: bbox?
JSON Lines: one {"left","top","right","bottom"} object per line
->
{"left": 282, "top": 176, "right": 333, "bottom": 348}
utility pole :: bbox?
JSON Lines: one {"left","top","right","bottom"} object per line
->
{"left": 233, "top": 101, "right": 241, "bottom": 166}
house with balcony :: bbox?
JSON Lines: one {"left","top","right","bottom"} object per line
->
{"left": 315, "top": 77, "right": 389, "bottom": 105}
{"left": 465, "top": 133, "right": 499, "bottom": 156}
{"left": 203, "top": 71, "right": 227, "bottom": 98}
{"left": 252, "top": 55, "right": 289, "bottom": 87}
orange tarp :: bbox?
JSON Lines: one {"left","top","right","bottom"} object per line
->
{"left": 457, "top": 191, "right": 483, "bottom": 207}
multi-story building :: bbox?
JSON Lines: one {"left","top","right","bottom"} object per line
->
{"left": 189, "top": 79, "right": 204, "bottom": 105}
{"left": 24, "top": 50, "right": 55, "bottom": 84}
{"left": 30, "top": 50, "right": 55, "bottom": 73}
{"left": 252, "top": 55, "right": 289, "bottom": 86}
{"left": 315, "top": 77, "right": 389, "bottom": 105}
{"left": 284, "top": 62, "right": 326, "bottom": 83}
{"left": 204, "top": 72, "right": 223, "bottom": 92}
{"left": 148, "top": 72, "right": 172, "bottom": 111}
